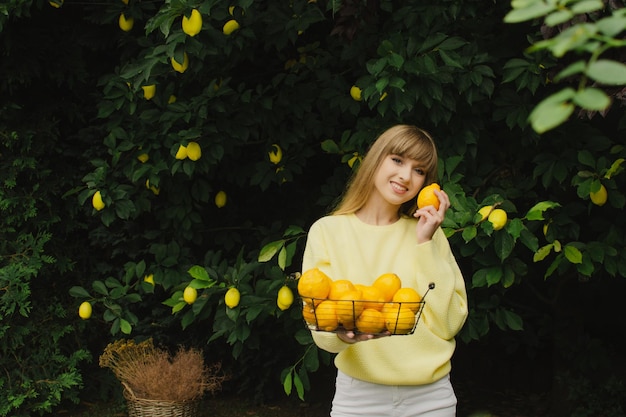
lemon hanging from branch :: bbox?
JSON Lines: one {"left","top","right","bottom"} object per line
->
{"left": 182, "top": 9, "right": 202, "bottom": 37}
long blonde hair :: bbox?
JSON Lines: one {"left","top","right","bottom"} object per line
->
{"left": 332, "top": 125, "right": 439, "bottom": 217}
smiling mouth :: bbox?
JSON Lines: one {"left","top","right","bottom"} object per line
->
{"left": 391, "top": 181, "right": 408, "bottom": 193}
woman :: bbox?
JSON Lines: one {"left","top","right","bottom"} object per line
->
{"left": 302, "top": 124, "right": 468, "bottom": 416}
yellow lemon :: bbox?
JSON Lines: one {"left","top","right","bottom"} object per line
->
{"left": 215, "top": 190, "right": 227, "bottom": 208}
{"left": 118, "top": 13, "right": 134, "bottom": 32}
{"left": 417, "top": 183, "right": 441, "bottom": 210}
{"left": 175, "top": 144, "right": 188, "bottom": 160}
{"left": 297, "top": 268, "right": 332, "bottom": 304}
{"left": 269, "top": 144, "right": 283, "bottom": 164}
{"left": 391, "top": 287, "right": 421, "bottom": 313}
{"left": 225, "top": 287, "right": 241, "bottom": 308}
{"left": 144, "top": 274, "right": 155, "bottom": 285}
{"left": 277, "top": 285, "right": 294, "bottom": 310}
{"left": 168, "top": 95, "right": 177, "bottom": 104}
{"left": 182, "top": 9, "right": 202, "bottom": 37}
{"left": 372, "top": 272, "right": 402, "bottom": 302}
{"left": 137, "top": 153, "right": 149, "bottom": 163}
{"left": 183, "top": 286, "right": 197, "bottom": 304}
{"left": 186, "top": 141, "right": 201, "bottom": 161}
{"left": 356, "top": 308, "right": 385, "bottom": 334}
{"left": 223, "top": 19, "right": 240, "bottom": 35}
{"left": 313, "top": 300, "right": 338, "bottom": 331}
{"left": 145, "top": 179, "right": 159, "bottom": 195}
{"left": 49, "top": 0, "right": 63, "bottom": 8}
{"left": 488, "top": 208, "right": 508, "bottom": 231}
{"left": 478, "top": 205, "right": 492, "bottom": 221}
{"left": 92, "top": 191, "right": 105, "bottom": 211}
{"left": 171, "top": 52, "right": 189, "bottom": 74}
{"left": 350, "top": 85, "right": 362, "bottom": 101}
{"left": 590, "top": 184, "right": 607, "bottom": 206}
{"left": 384, "top": 307, "right": 416, "bottom": 335}
{"left": 142, "top": 84, "right": 156, "bottom": 100}
{"left": 78, "top": 301, "right": 92, "bottom": 320}
{"left": 228, "top": 5, "right": 235, "bottom": 15}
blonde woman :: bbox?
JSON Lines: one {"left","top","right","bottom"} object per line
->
{"left": 302, "top": 125, "right": 468, "bottom": 417}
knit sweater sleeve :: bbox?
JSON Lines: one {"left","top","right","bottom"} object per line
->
{"left": 414, "top": 227, "right": 468, "bottom": 340}
{"left": 302, "top": 219, "right": 352, "bottom": 354}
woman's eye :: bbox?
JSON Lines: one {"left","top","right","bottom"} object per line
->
{"left": 414, "top": 168, "right": 425, "bottom": 175}
{"left": 391, "top": 157, "right": 402, "bottom": 164}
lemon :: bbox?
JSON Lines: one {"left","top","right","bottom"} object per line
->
{"left": 145, "top": 179, "right": 159, "bottom": 195}
{"left": 175, "top": 144, "right": 188, "bottom": 160}
{"left": 118, "top": 13, "right": 134, "bottom": 32}
{"left": 350, "top": 85, "right": 362, "bottom": 101}
{"left": 478, "top": 205, "right": 492, "bottom": 221}
{"left": 168, "top": 95, "right": 177, "bottom": 104}
{"left": 171, "top": 52, "right": 189, "bottom": 74}
{"left": 142, "top": 84, "right": 156, "bottom": 100}
{"left": 348, "top": 152, "right": 361, "bottom": 168}
{"left": 417, "top": 183, "right": 441, "bottom": 210}
{"left": 590, "top": 184, "right": 607, "bottom": 206}
{"left": 182, "top": 9, "right": 202, "bottom": 37}
{"left": 186, "top": 141, "right": 201, "bottom": 161}
{"left": 144, "top": 274, "right": 155, "bottom": 285}
{"left": 92, "top": 191, "right": 105, "bottom": 211}
{"left": 223, "top": 19, "right": 240, "bottom": 35}
{"left": 268, "top": 144, "right": 283, "bottom": 164}
{"left": 183, "top": 286, "right": 198, "bottom": 304}
{"left": 137, "top": 153, "right": 149, "bottom": 163}
{"left": 225, "top": 287, "right": 241, "bottom": 308}
{"left": 488, "top": 208, "right": 508, "bottom": 231}
{"left": 277, "top": 285, "right": 294, "bottom": 310}
{"left": 121, "top": 0, "right": 129, "bottom": 4}
{"left": 78, "top": 301, "right": 92, "bottom": 320}
{"left": 228, "top": 6, "right": 235, "bottom": 15}
{"left": 215, "top": 190, "right": 227, "bottom": 208}
{"left": 49, "top": 0, "right": 63, "bottom": 8}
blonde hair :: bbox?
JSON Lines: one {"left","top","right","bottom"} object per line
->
{"left": 332, "top": 125, "right": 439, "bottom": 217}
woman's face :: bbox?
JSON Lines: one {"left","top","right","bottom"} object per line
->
{"left": 372, "top": 153, "right": 427, "bottom": 208}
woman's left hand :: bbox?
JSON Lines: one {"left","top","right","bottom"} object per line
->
{"left": 413, "top": 188, "right": 450, "bottom": 244}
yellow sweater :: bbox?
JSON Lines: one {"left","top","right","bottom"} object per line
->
{"left": 302, "top": 213, "right": 468, "bottom": 386}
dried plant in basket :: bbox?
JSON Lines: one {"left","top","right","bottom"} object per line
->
{"left": 99, "top": 338, "right": 229, "bottom": 402}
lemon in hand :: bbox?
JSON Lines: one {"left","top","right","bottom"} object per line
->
{"left": 417, "top": 183, "right": 441, "bottom": 210}
{"left": 182, "top": 9, "right": 202, "bottom": 37}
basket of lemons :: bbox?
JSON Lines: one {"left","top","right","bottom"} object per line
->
{"left": 298, "top": 268, "right": 434, "bottom": 335}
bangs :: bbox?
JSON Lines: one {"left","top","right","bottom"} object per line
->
{"left": 387, "top": 133, "right": 438, "bottom": 175}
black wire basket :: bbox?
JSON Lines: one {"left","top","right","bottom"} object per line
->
{"left": 301, "top": 283, "right": 435, "bottom": 336}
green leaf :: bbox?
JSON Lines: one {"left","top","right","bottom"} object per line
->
{"left": 605, "top": 158, "right": 625, "bottom": 179}
{"left": 503, "top": 309, "right": 524, "bottom": 330}
{"left": 120, "top": 318, "right": 132, "bottom": 335}
{"left": 69, "top": 286, "right": 91, "bottom": 298}
{"left": 573, "top": 87, "right": 611, "bottom": 111}
{"left": 92, "top": 280, "right": 108, "bottom": 296}
{"left": 283, "top": 372, "right": 293, "bottom": 396}
{"left": 564, "top": 245, "right": 583, "bottom": 264}
{"left": 525, "top": 201, "right": 561, "bottom": 220}
{"left": 534, "top": 244, "right": 553, "bottom": 262}
{"left": 278, "top": 246, "right": 287, "bottom": 271}
{"left": 571, "top": 0, "right": 604, "bottom": 15}
{"left": 529, "top": 92, "right": 576, "bottom": 133}
{"left": 258, "top": 240, "right": 285, "bottom": 262}
{"left": 586, "top": 60, "right": 626, "bottom": 85}
{"left": 293, "top": 373, "right": 305, "bottom": 400}
{"left": 188, "top": 265, "right": 210, "bottom": 281}
{"left": 504, "top": 2, "right": 556, "bottom": 23}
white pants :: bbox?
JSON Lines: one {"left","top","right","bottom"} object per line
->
{"left": 330, "top": 371, "right": 457, "bottom": 417}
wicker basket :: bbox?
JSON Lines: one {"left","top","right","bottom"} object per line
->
{"left": 123, "top": 383, "right": 200, "bottom": 417}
